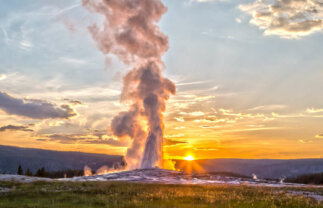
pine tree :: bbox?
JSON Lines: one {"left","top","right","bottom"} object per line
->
{"left": 25, "top": 168, "right": 33, "bottom": 176}
{"left": 17, "top": 165, "right": 23, "bottom": 175}
{"left": 36, "top": 167, "right": 46, "bottom": 177}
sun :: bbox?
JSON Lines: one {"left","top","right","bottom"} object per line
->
{"left": 184, "top": 155, "right": 194, "bottom": 161}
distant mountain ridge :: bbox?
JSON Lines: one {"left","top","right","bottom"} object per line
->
{"left": 0, "top": 145, "right": 125, "bottom": 174}
{"left": 1, "top": 145, "right": 322, "bottom": 179}
{"left": 175, "top": 158, "right": 323, "bottom": 179}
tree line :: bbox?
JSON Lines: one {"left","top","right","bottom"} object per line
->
{"left": 17, "top": 165, "right": 84, "bottom": 178}
{"left": 286, "top": 172, "right": 323, "bottom": 185}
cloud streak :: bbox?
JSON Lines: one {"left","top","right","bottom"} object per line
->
{"left": 239, "top": 0, "right": 323, "bottom": 39}
{"left": 39, "top": 133, "right": 127, "bottom": 146}
{"left": 164, "top": 138, "right": 187, "bottom": 146}
{"left": 0, "top": 124, "right": 33, "bottom": 132}
{"left": 0, "top": 92, "right": 76, "bottom": 119}
{"left": 306, "top": 108, "right": 323, "bottom": 113}
{"left": 315, "top": 134, "right": 323, "bottom": 139}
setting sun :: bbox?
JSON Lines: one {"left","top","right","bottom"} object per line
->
{"left": 184, "top": 155, "right": 194, "bottom": 161}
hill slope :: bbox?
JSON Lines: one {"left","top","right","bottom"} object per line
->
{"left": 175, "top": 158, "right": 323, "bottom": 179}
{"left": 0, "top": 145, "right": 124, "bottom": 174}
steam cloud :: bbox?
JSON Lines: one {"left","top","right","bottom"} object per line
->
{"left": 83, "top": 0, "right": 175, "bottom": 169}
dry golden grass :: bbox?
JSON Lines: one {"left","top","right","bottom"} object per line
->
{"left": 0, "top": 181, "right": 322, "bottom": 208}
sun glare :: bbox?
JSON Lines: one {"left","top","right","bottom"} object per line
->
{"left": 184, "top": 155, "right": 194, "bottom": 161}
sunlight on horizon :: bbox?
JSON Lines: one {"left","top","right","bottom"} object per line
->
{"left": 184, "top": 155, "right": 194, "bottom": 161}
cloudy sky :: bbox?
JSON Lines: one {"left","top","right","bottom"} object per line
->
{"left": 0, "top": 0, "right": 323, "bottom": 159}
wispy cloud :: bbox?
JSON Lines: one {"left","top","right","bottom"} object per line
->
{"left": 38, "top": 133, "right": 127, "bottom": 146}
{"left": 19, "top": 40, "right": 34, "bottom": 51}
{"left": 54, "top": 3, "right": 80, "bottom": 17}
{"left": 176, "top": 80, "right": 213, "bottom": 86}
{"left": 194, "top": 118, "right": 229, "bottom": 123}
{"left": 174, "top": 126, "right": 186, "bottom": 130}
{"left": 306, "top": 108, "right": 323, "bottom": 113}
{"left": 59, "top": 57, "right": 88, "bottom": 66}
{"left": 180, "top": 111, "right": 205, "bottom": 116}
{"left": 194, "top": 147, "right": 219, "bottom": 151}
{"left": 315, "top": 134, "right": 323, "bottom": 139}
{"left": 164, "top": 134, "right": 185, "bottom": 138}
{"left": 63, "top": 99, "right": 85, "bottom": 106}
{"left": 0, "top": 2, "right": 83, "bottom": 55}
{"left": 174, "top": 117, "right": 185, "bottom": 122}
{"left": 199, "top": 125, "right": 222, "bottom": 129}
{"left": 248, "top": 105, "right": 287, "bottom": 111}
{"left": 299, "top": 139, "right": 313, "bottom": 144}
{"left": 164, "top": 138, "right": 188, "bottom": 146}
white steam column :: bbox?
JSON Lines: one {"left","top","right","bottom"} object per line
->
{"left": 83, "top": 0, "right": 175, "bottom": 169}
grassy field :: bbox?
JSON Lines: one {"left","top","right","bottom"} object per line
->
{"left": 0, "top": 181, "right": 322, "bottom": 208}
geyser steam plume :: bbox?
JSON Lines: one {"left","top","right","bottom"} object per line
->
{"left": 83, "top": 0, "right": 175, "bottom": 169}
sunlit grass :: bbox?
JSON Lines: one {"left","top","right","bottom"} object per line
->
{"left": 0, "top": 181, "right": 322, "bottom": 208}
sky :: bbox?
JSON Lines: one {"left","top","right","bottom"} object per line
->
{"left": 0, "top": 0, "right": 323, "bottom": 160}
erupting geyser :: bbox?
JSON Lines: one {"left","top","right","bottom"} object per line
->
{"left": 83, "top": 0, "right": 175, "bottom": 169}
